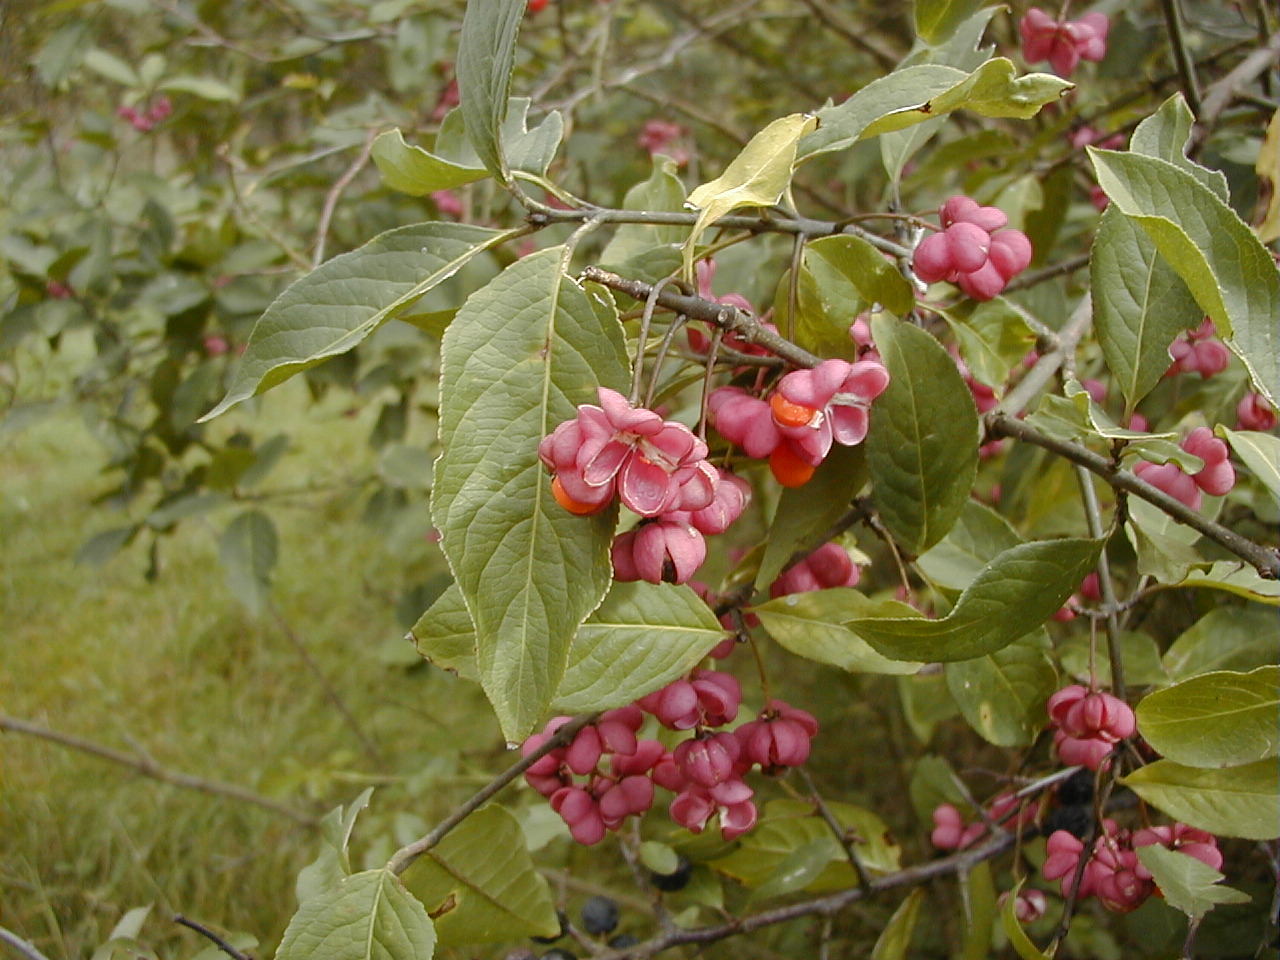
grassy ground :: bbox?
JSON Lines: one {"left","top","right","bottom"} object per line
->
{"left": 0, "top": 344, "right": 500, "bottom": 959}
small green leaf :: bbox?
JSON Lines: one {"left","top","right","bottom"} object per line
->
{"left": 600, "top": 155, "right": 687, "bottom": 265}
{"left": 866, "top": 315, "right": 979, "bottom": 555}
{"left": 371, "top": 129, "right": 488, "bottom": 196}
{"left": 83, "top": 48, "right": 139, "bottom": 86}
{"left": 297, "top": 790, "right": 375, "bottom": 904}
{"left": 433, "top": 249, "right": 629, "bottom": 741}
{"left": 946, "top": 630, "right": 1057, "bottom": 747}
{"left": 871, "top": 889, "right": 925, "bottom": 960}
{"left": 1161, "top": 561, "right": 1280, "bottom": 605}
{"left": 553, "top": 582, "right": 726, "bottom": 712}
{"left": 849, "top": 538, "right": 1103, "bottom": 662}
{"left": 916, "top": 499, "right": 1022, "bottom": 591}
{"left": 756, "top": 444, "right": 868, "bottom": 592}
{"left": 1218, "top": 427, "right": 1280, "bottom": 500}
{"left": 942, "top": 299, "right": 1036, "bottom": 390}
{"left": 806, "top": 235, "right": 916, "bottom": 317}
{"left": 77, "top": 525, "right": 139, "bottom": 567}
{"left": 754, "top": 588, "right": 923, "bottom": 675}
{"left": 1089, "top": 148, "right": 1280, "bottom": 407}
{"left": 401, "top": 805, "right": 559, "bottom": 945}
{"left": 1136, "top": 666, "right": 1279, "bottom": 768}
{"left": 750, "top": 839, "right": 834, "bottom": 900}
{"left": 1135, "top": 845, "right": 1251, "bottom": 920}
{"left": 1125, "top": 506, "right": 1207, "bottom": 585}
{"left": 684, "top": 113, "right": 818, "bottom": 273}
{"left": 1120, "top": 759, "right": 1279, "bottom": 840}
{"left": 1163, "top": 606, "right": 1280, "bottom": 680}
{"left": 961, "top": 860, "right": 996, "bottom": 960}
{"left": 914, "top": 0, "right": 996, "bottom": 45}
{"left": 158, "top": 75, "right": 240, "bottom": 102}
{"left": 456, "top": 0, "right": 524, "bottom": 180}
{"left": 218, "top": 510, "right": 277, "bottom": 616}
{"left": 1091, "top": 205, "right": 1201, "bottom": 411}
{"left": 712, "top": 799, "right": 901, "bottom": 891}
{"left": 410, "top": 583, "right": 478, "bottom": 680}
{"left": 275, "top": 869, "right": 435, "bottom": 960}
{"left": 201, "top": 222, "right": 506, "bottom": 420}
{"left": 1000, "top": 880, "right": 1051, "bottom": 960}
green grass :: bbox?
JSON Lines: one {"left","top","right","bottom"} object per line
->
{"left": 0, "top": 363, "right": 499, "bottom": 959}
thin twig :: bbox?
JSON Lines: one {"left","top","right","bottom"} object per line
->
{"left": 386, "top": 714, "right": 599, "bottom": 875}
{"left": 312, "top": 129, "right": 377, "bottom": 269}
{"left": 1074, "top": 465, "right": 1126, "bottom": 700}
{"left": 1159, "top": 0, "right": 1203, "bottom": 117}
{"left": 797, "top": 0, "right": 902, "bottom": 69}
{"left": 0, "top": 927, "right": 54, "bottom": 960}
{"left": 1190, "top": 30, "right": 1280, "bottom": 153}
{"left": 0, "top": 715, "right": 317, "bottom": 826}
{"left": 173, "top": 916, "right": 253, "bottom": 960}
{"left": 799, "top": 769, "right": 872, "bottom": 889}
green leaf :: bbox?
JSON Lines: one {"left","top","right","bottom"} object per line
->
{"left": 1060, "top": 631, "right": 1169, "bottom": 688}
{"left": 865, "top": 315, "right": 979, "bottom": 555}
{"left": 1136, "top": 666, "right": 1279, "bottom": 768}
{"left": 756, "top": 444, "right": 868, "bottom": 592}
{"left": 432, "top": 248, "right": 628, "bottom": 741}
{"left": 1134, "top": 846, "right": 1250, "bottom": 921}
{"left": 1218, "top": 427, "right": 1280, "bottom": 500}
{"left": 684, "top": 113, "right": 818, "bottom": 273}
{"left": 275, "top": 869, "right": 435, "bottom": 960}
{"left": 410, "top": 583, "right": 478, "bottom": 680}
{"left": 914, "top": 0, "right": 996, "bottom": 45}
{"left": 297, "top": 790, "right": 375, "bottom": 904}
{"left": 916, "top": 499, "right": 1022, "bottom": 591}
{"left": 871, "top": 889, "right": 925, "bottom": 960}
{"left": 600, "top": 155, "right": 687, "bottom": 265}
{"left": 1000, "top": 880, "right": 1051, "bottom": 960}
{"left": 942, "top": 299, "right": 1036, "bottom": 390}
{"left": 401, "top": 805, "right": 559, "bottom": 945}
{"left": 77, "top": 525, "right": 139, "bottom": 567}
{"left": 201, "top": 223, "right": 506, "bottom": 420}
{"left": 806, "top": 235, "right": 916, "bottom": 317}
{"left": 1120, "top": 759, "right": 1279, "bottom": 840}
{"left": 754, "top": 588, "right": 923, "bottom": 675}
{"left": 1130, "top": 94, "right": 1230, "bottom": 201}
{"left": 501, "top": 99, "right": 565, "bottom": 178}
{"left": 370, "top": 129, "right": 488, "bottom": 196}
{"left": 961, "top": 860, "right": 996, "bottom": 960}
{"left": 1163, "top": 607, "right": 1280, "bottom": 680}
{"left": 158, "top": 75, "right": 240, "bottom": 102}
{"left": 218, "top": 510, "right": 277, "bottom": 616}
{"left": 83, "top": 48, "right": 139, "bottom": 86}
{"left": 1091, "top": 205, "right": 1201, "bottom": 411}
{"left": 946, "top": 630, "right": 1057, "bottom": 747}
{"left": 1125, "top": 506, "right": 1207, "bottom": 585}
{"left": 1161, "top": 561, "right": 1280, "bottom": 605}
{"left": 849, "top": 538, "right": 1103, "bottom": 662}
{"left": 712, "top": 799, "right": 901, "bottom": 891}
{"left": 553, "top": 582, "right": 726, "bottom": 712}
{"left": 1089, "top": 148, "right": 1280, "bottom": 407}
{"left": 456, "top": 0, "right": 524, "bottom": 180}
{"left": 750, "top": 839, "right": 836, "bottom": 900}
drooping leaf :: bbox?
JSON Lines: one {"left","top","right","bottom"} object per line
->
{"left": 946, "top": 630, "right": 1057, "bottom": 747}
{"left": 433, "top": 248, "right": 628, "bottom": 741}
{"left": 1000, "top": 880, "right": 1051, "bottom": 960}
{"left": 456, "top": 0, "right": 524, "bottom": 180}
{"left": 370, "top": 129, "right": 488, "bottom": 196}
{"left": 916, "top": 499, "right": 1022, "bottom": 591}
{"left": 1162, "top": 606, "right": 1280, "bottom": 680}
{"left": 401, "top": 805, "right": 559, "bottom": 945}
{"left": 1130, "top": 94, "right": 1230, "bottom": 200}
{"left": 684, "top": 113, "right": 818, "bottom": 273}
{"left": 1136, "top": 666, "right": 1279, "bottom": 769}
{"left": 1091, "top": 205, "right": 1201, "bottom": 411}
{"left": 865, "top": 314, "right": 979, "bottom": 555}
{"left": 553, "top": 582, "right": 725, "bottom": 712}
{"left": 275, "top": 869, "right": 435, "bottom": 960}
{"left": 1089, "top": 148, "right": 1280, "bottom": 406}
{"left": 753, "top": 588, "right": 923, "bottom": 675}
{"left": 201, "top": 223, "right": 507, "bottom": 420}
{"left": 870, "top": 889, "right": 925, "bottom": 960}
{"left": 1134, "top": 845, "right": 1251, "bottom": 921}
{"left": 802, "top": 59, "right": 1066, "bottom": 159}
{"left": 1218, "top": 427, "right": 1280, "bottom": 500}
{"left": 849, "top": 538, "right": 1103, "bottom": 662}
{"left": 756, "top": 444, "right": 868, "bottom": 592}
{"left": 410, "top": 583, "right": 478, "bottom": 680}
{"left": 218, "top": 510, "right": 278, "bottom": 616}
{"left": 711, "top": 799, "right": 901, "bottom": 891}
{"left": 1120, "top": 759, "right": 1279, "bottom": 840}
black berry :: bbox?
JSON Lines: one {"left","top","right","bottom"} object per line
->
{"left": 648, "top": 853, "right": 693, "bottom": 892}
{"left": 580, "top": 895, "right": 620, "bottom": 936}
{"left": 1056, "top": 768, "right": 1094, "bottom": 806}
{"left": 541, "top": 950, "right": 578, "bottom": 960}
{"left": 1043, "top": 803, "right": 1092, "bottom": 839}
{"left": 608, "top": 934, "right": 640, "bottom": 949}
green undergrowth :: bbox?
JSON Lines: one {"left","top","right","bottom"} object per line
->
{"left": 0, "top": 361, "right": 496, "bottom": 958}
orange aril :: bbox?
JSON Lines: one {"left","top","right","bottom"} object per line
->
{"left": 769, "top": 444, "right": 817, "bottom": 488}
{"left": 770, "top": 393, "right": 817, "bottom": 428}
{"left": 552, "top": 476, "right": 607, "bottom": 515}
